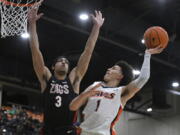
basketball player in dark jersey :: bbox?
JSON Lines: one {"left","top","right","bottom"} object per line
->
{"left": 28, "top": 1, "right": 104, "bottom": 134}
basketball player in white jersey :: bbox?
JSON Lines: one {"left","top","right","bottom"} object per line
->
{"left": 70, "top": 47, "right": 163, "bottom": 135}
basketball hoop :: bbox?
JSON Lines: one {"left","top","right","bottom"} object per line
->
{"left": 0, "top": 0, "right": 38, "bottom": 38}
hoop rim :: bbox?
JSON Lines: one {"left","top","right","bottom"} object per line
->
{"left": 0, "top": 0, "right": 38, "bottom": 7}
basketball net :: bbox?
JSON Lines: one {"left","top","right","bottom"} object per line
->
{"left": 0, "top": 0, "right": 37, "bottom": 38}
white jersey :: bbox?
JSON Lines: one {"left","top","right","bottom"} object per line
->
{"left": 80, "top": 82, "right": 123, "bottom": 135}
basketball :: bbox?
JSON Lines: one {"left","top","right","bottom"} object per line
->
{"left": 143, "top": 26, "right": 169, "bottom": 49}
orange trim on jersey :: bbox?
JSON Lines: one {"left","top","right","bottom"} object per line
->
{"left": 73, "top": 111, "right": 82, "bottom": 135}
{"left": 110, "top": 106, "right": 123, "bottom": 135}
{"left": 73, "top": 111, "right": 78, "bottom": 123}
{"left": 76, "top": 127, "right": 82, "bottom": 135}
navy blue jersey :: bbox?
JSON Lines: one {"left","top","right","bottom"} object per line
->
{"left": 43, "top": 76, "right": 77, "bottom": 130}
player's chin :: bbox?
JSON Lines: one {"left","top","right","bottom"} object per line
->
{"left": 56, "top": 69, "right": 68, "bottom": 75}
{"left": 58, "top": 67, "right": 67, "bottom": 72}
{"left": 103, "top": 75, "right": 109, "bottom": 82}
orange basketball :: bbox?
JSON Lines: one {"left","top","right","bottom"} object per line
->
{"left": 143, "top": 26, "right": 169, "bottom": 49}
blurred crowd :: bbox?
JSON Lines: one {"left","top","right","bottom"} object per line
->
{"left": 0, "top": 105, "right": 43, "bottom": 135}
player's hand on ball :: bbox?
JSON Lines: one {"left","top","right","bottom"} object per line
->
{"left": 146, "top": 46, "right": 164, "bottom": 55}
{"left": 91, "top": 10, "right": 105, "bottom": 28}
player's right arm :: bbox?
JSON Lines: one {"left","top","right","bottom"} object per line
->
{"left": 121, "top": 47, "right": 163, "bottom": 107}
{"left": 69, "top": 83, "right": 101, "bottom": 111}
{"left": 28, "top": 1, "right": 51, "bottom": 91}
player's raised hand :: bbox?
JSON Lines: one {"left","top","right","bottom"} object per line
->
{"left": 28, "top": 0, "right": 44, "bottom": 23}
{"left": 90, "top": 10, "right": 105, "bottom": 28}
{"left": 146, "top": 46, "right": 164, "bottom": 55}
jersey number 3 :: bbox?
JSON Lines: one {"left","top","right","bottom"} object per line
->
{"left": 55, "top": 96, "right": 62, "bottom": 108}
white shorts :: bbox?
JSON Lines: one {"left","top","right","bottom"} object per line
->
{"left": 80, "top": 131, "right": 104, "bottom": 135}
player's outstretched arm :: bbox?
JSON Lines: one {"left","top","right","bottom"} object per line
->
{"left": 28, "top": 0, "right": 51, "bottom": 91}
{"left": 70, "top": 83, "right": 101, "bottom": 111}
{"left": 69, "top": 11, "right": 105, "bottom": 94}
{"left": 121, "top": 46, "right": 163, "bottom": 106}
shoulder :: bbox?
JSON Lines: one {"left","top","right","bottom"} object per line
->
{"left": 117, "top": 86, "right": 126, "bottom": 94}
{"left": 84, "top": 81, "right": 102, "bottom": 92}
{"left": 92, "top": 81, "right": 102, "bottom": 86}
{"left": 118, "top": 85, "right": 125, "bottom": 90}
{"left": 90, "top": 81, "right": 102, "bottom": 89}
{"left": 43, "top": 66, "right": 52, "bottom": 81}
{"left": 41, "top": 76, "right": 53, "bottom": 93}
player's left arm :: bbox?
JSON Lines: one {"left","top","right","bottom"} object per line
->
{"left": 69, "top": 11, "right": 104, "bottom": 94}
{"left": 121, "top": 47, "right": 163, "bottom": 107}
{"left": 70, "top": 83, "right": 101, "bottom": 111}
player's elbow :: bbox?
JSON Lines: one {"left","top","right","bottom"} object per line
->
{"left": 139, "top": 74, "right": 150, "bottom": 84}
{"left": 140, "top": 77, "right": 149, "bottom": 84}
{"left": 132, "top": 76, "right": 150, "bottom": 90}
{"left": 69, "top": 103, "right": 78, "bottom": 111}
{"left": 142, "top": 76, "right": 150, "bottom": 84}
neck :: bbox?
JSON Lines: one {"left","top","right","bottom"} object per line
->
{"left": 54, "top": 72, "right": 67, "bottom": 80}
{"left": 103, "top": 80, "right": 120, "bottom": 87}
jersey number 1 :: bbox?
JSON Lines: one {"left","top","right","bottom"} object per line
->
{"left": 95, "top": 100, "right": 101, "bottom": 112}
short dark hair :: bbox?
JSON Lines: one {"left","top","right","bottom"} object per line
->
{"left": 115, "top": 60, "right": 134, "bottom": 86}
{"left": 52, "top": 56, "right": 70, "bottom": 67}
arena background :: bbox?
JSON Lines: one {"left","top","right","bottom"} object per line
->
{"left": 0, "top": 0, "right": 180, "bottom": 134}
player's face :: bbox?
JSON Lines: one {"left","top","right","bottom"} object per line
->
{"left": 104, "top": 65, "right": 123, "bottom": 82}
{"left": 54, "top": 58, "right": 69, "bottom": 75}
